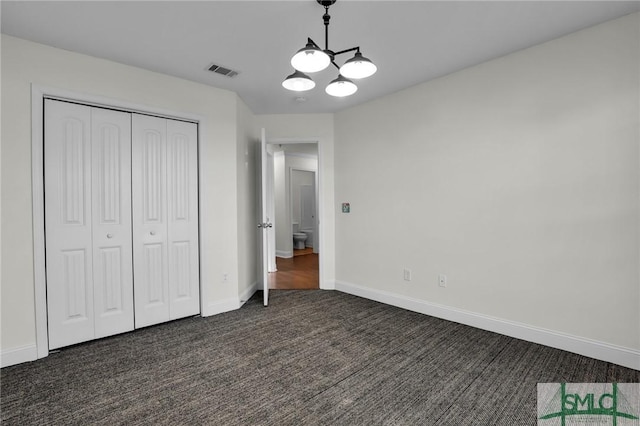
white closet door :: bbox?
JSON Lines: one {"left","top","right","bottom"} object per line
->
{"left": 45, "top": 101, "right": 135, "bottom": 349}
{"left": 45, "top": 100, "right": 95, "bottom": 349}
{"left": 132, "top": 114, "right": 170, "bottom": 328}
{"left": 166, "top": 120, "right": 200, "bottom": 319}
{"left": 91, "top": 108, "right": 134, "bottom": 338}
{"left": 45, "top": 102, "right": 198, "bottom": 345}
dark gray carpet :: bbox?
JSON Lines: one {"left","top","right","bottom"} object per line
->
{"left": 2, "top": 290, "right": 638, "bottom": 425}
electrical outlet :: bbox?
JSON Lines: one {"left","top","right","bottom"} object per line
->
{"left": 403, "top": 268, "right": 412, "bottom": 281}
{"left": 222, "top": 273, "right": 229, "bottom": 283}
{"left": 439, "top": 274, "right": 447, "bottom": 287}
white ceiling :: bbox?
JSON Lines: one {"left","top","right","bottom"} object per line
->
{"left": 2, "top": 1, "right": 638, "bottom": 114}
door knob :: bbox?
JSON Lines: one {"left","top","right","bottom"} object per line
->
{"left": 106, "top": 233, "right": 113, "bottom": 239}
{"left": 150, "top": 231, "right": 156, "bottom": 236}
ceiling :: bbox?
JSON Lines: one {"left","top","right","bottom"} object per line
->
{"left": 2, "top": 1, "right": 638, "bottom": 115}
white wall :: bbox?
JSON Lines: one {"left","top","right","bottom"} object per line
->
{"left": 1, "top": 35, "right": 243, "bottom": 361}
{"left": 334, "top": 14, "right": 639, "bottom": 367}
{"left": 236, "top": 97, "right": 258, "bottom": 301}
{"left": 254, "top": 114, "right": 335, "bottom": 289}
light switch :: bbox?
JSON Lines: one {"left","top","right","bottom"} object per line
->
{"left": 439, "top": 274, "right": 447, "bottom": 287}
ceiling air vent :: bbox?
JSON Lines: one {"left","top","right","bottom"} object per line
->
{"left": 207, "top": 64, "right": 239, "bottom": 78}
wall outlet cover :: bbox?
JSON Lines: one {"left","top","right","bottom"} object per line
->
{"left": 403, "top": 268, "right": 412, "bottom": 281}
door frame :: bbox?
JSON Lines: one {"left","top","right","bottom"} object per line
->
{"left": 31, "top": 84, "right": 206, "bottom": 359}
{"left": 264, "top": 138, "right": 324, "bottom": 289}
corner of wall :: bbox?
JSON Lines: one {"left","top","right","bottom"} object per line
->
{"left": 235, "top": 96, "right": 259, "bottom": 301}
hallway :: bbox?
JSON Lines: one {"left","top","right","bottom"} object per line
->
{"left": 268, "top": 254, "right": 319, "bottom": 290}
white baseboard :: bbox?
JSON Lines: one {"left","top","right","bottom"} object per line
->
{"left": 335, "top": 280, "right": 640, "bottom": 370}
{"left": 201, "top": 297, "right": 240, "bottom": 317}
{"left": 1, "top": 344, "right": 38, "bottom": 368}
{"left": 276, "top": 250, "right": 292, "bottom": 259}
{"left": 239, "top": 281, "right": 259, "bottom": 306}
{"left": 321, "top": 279, "right": 335, "bottom": 290}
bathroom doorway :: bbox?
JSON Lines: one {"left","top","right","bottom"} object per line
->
{"left": 266, "top": 142, "right": 319, "bottom": 290}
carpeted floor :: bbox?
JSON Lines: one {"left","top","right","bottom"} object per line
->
{"left": 1, "top": 290, "right": 638, "bottom": 425}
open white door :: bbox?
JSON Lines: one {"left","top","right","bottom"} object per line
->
{"left": 258, "top": 128, "right": 272, "bottom": 306}
{"left": 266, "top": 150, "right": 277, "bottom": 273}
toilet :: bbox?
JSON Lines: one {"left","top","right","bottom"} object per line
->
{"left": 293, "top": 233, "right": 308, "bottom": 249}
{"left": 301, "top": 229, "right": 313, "bottom": 248}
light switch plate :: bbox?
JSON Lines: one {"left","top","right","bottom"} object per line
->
{"left": 439, "top": 274, "right": 447, "bottom": 287}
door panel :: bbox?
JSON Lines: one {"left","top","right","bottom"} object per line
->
{"left": 144, "top": 243, "right": 165, "bottom": 301}
{"left": 45, "top": 100, "right": 95, "bottom": 349}
{"left": 166, "top": 120, "right": 200, "bottom": 319}
{"left": 62, "top": 249, "right": 90, "bottom": 318}
{"left": 96, "top": 247, "right": 123, "bottom": 309}
{"left": 91, "top": 108, "right": 134, "bottom": 339}
{"left": 132, "top": 114, "right": 170, "bottom": 328}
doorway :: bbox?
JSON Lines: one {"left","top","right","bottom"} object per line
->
{"left": 266, "top": 143, "right": 319, "bottom": 290}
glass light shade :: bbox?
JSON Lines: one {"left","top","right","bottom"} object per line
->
{"left": 282, "top": 70, "right": 315, "bottom": 92}
{"left": 291, "top": 42, "right": 331, "bottom": 73}
{"left": 325, "top": 75, "right": 357, "bottom": 97}
{"left": 339, "top": 52, "right": 377, "bottom": 79}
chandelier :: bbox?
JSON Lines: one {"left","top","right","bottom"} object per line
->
{"left": 282, "top": 0, "right": 377, "bottom": 98}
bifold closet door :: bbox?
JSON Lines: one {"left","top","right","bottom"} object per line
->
{"left": 166, "top": 119, "right": 200, "bottom": 320}
{"left": 91, "top": 108, "right": 134, "bottom": 339}
{"left": 132, "top": 114, "right": 200, "bottom": 328}
{"left": 45, "top": 100, "right": 134, "bottom": 349}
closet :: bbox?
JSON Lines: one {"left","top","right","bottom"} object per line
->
{"left": 44, "top": 99, "right": 200, "bottom": 350}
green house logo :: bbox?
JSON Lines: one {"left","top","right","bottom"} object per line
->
{"left": 538, "top": 383, "right": 640, "bottom": 425}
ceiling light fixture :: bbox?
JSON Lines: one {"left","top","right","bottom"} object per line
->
{"left": 282, "top": 0, "right": 377, "bottom": 98}
{"left": 325, "top": 74, "right": 357, "bottom": 97}
{"left": 281, "top": 70, "right": 315, "bottom": 92}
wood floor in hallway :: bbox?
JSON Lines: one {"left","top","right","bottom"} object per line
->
{"left": 268, "top": 253, "right": 319, "bottom": 290}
